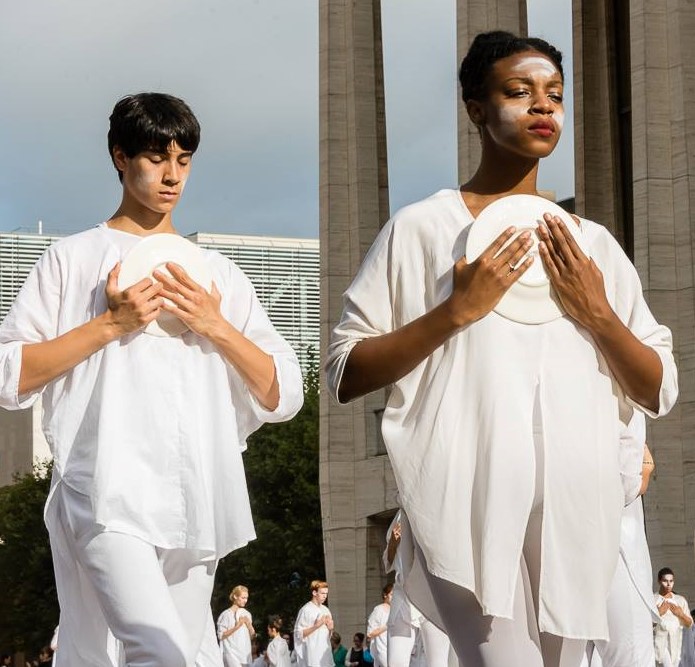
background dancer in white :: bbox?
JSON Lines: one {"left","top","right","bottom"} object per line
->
{"left": 383, "top": 513, "right": 453, "bottom": 667}
{"left": 580, "top": 413, "right": 657, "bottom": 667}
{"left": 366, "top": 585, "right": 392, "bottom": 667}
{"left": 654, "top": 568, "right": 693, "bottom": 667}
{"left": 294, "top": 581, "right": 333, "bottom": 667}
{"left": 218, "top": 586, "right": 256, "bottom": 667}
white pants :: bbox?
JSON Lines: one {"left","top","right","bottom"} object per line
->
{"left": 580, "top": 557, "right": 655, "bottom": 667}
{"left": 388, "top": 619, "right": 453, "bottom": 667}
{"left": 416, "top": 511, "right": 586, "bottom": 667}
{"left": 47, "top": 481, "right": 222, "bottom": 667}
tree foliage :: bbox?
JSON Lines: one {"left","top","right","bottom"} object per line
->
{"left": 0, "top": 460, "right": 57, "bottom": 655}
{"left": 211, "top": 355, "right": 324, "bottom": 640}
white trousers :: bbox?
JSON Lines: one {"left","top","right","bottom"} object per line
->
{"left": 416, "top": 511, "right": 586, "bottom": 667}
{"left": 388, "top": 616, "right": 453, "bottom": 667}
{"left": 47, "top": 481, "right": 222, "bottom": 667}
{"left": 580, "top": 556, "right": 655, "bottom": 667}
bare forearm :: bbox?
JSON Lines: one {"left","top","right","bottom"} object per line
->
{"left": 207, "top": 321, "right": 279, "bottom": 410}
{"left": 587, "top": 309, "right": 662, "bottom": 413}
{"left": 19, "top": 313, "right": 118, "bottom": 395}
{"left": 367, "top": 627, "right": 386, "bottom": 639}
{"left": 338, "top": 300, "right": 464, "bottom": 403}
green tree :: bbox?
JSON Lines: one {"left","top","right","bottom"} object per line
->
{"left": 211, "top": 354, "right": 324, "bottom": 639}
{"left": 0, "top": 460, "right": 57, "bottom": 656}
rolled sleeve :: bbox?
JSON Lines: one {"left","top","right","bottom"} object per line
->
{"left": 603, "top": 230, "right": 678, "bottom": 418}
{"left": 326, "top": 220, "right": 396, "bottom": 403}
{"left": 247, "top": 352, "right": 303, "bottom": 423}
{"left": 0, "top": 245, "right": 61, "bottom": 410}
{"left": 0, "top": 342, "right": 42, "bottom": 410}
{"left": 626, "top": 343, "right": 677, "bottom": 418}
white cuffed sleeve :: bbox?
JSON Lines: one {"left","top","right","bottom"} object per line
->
{"left": 326, "top": 219, "right": 396, "bottom": 404}
{"left": 0, "top": 245, "right": 62, "bottom": 410}
{"left": 220, "top": 261, "right": 304, "bottom": 447}
{"left": 601, "top": 230, "right": 678, "bottom": 418}
{"left": 619, "top": 411, "right": 646, "bottom": 505}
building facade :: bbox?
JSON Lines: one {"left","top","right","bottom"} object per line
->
{"left": 0, "top": 230, "right": 319, "bottom": 486}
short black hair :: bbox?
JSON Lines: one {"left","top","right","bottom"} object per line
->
{"left": 459, "top": 31, "right": 563, "bottom": 102}
{"left": 108, "top": 92, "right": 201, "bottom": 181}
{"left": 658, "top": 567, "right": 675, "bottom": 580}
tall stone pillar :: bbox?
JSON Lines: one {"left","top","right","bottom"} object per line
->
{"left": 319, "top": 0, "right": 397, "bottom": 636}
{"left": 457, "top": 0, "right": 528, "bottom": 182}
{"left": 628, "top": 1, "right": 695, "bottom": 600}
{"left": 572, "top": 0, "right": 631, "bottom": 245}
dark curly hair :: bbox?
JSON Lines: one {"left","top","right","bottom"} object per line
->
{"left": 459, "top": 31, "right": 563, "bottom": 102}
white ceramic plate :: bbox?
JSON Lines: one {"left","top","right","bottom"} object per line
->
{"left": 118, "top": 234, "right": 213, "bottom": 337}
{"left": 465, "top": 194, "right": 586, "bottom": 324}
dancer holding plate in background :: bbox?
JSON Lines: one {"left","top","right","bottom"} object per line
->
{"left": 326, "top": 31, "right": 677, "bottom": 667}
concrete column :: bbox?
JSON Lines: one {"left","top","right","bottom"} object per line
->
{"left": 319, "top": 0, "right": 397, "bottom": 637}
{"left": 456, "top": 0, "right": 528, "bottom": 182}
{"left": 629, "top": 0, "right": 695, "bottom": 601}
{"left": 572, "top": 0, "right": 624, "bottom": 239}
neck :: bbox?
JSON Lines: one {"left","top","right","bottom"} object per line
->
{"left": 108, "top": 197, "right": 176, "bottom": 236}
{"left": 461, "top": 142, "right": 541, "bottom": 217}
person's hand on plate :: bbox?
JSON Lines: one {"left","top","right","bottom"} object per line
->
{"left": 154, "top": 262, "right": 224, "bottom": 339}
{"left": 447, "top": 227, "right": 533, "bottom": 325}
{"left": 105, "top": 262, "right": 164, "bottom": 336}
{"left": 537, "top": 214, "right": 611, "bottom": 330}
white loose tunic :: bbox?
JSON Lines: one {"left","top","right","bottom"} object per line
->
{"left": 0, "top": 224, "right": 304, "bottom": 558}
{"left": 654, "top": 593, "right": 691, "bottom": 665}
{"left": 294, "top": 602, "right": 333, "bottom": 667}
{"left": 267, "top": 636, "right": 291, "bottom": 667}
{"left": 367, "top": 603, "right": 390, "bottom": 667}
{"left": 326, "top": 189, "right": 677, "bottom": 640}
{"left": 217, "top": 607, "right": 254, "bottom": 666}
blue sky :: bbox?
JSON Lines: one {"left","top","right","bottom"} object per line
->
{"left": 0, "top": 0, "right": 572, "bottom": 239}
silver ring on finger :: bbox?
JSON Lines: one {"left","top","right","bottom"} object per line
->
{"left": 507, "top": 262, "right": 515, "bottom": 276}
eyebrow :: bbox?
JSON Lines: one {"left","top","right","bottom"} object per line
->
{"left": 504, "top": 76, "right": 563, "bottom": 86}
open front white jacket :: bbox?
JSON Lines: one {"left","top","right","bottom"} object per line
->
{"left": 326, "top": 189, "right": 677, "bottom": 640}
{"left": 0, "top": 224, "right": 304, "bottom": 558}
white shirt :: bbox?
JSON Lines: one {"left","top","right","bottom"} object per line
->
{"left": 294, "top": 602, "right": 333, "bottom": 667}
{"left": 366, "top": 603, "right": 389, "bottom": 663}
{"left": 217, "top": 607, "right": 254, "bottom": 665}
{"left": 383, "top": 512, "right": 421, "bottom": 627}
{"left": 267, "top": 635, "right": 291, "bottom": 667}
{"left": 654, "top": 593, "right": 691, "bottom": 665}
{"left": 0, "top": 224, "right": 304, "bottom": 557}
{"left": 326, "top": 189, "right": 678, "bottom": 640}
{"left": 615, "top": 412, "right": 658, "bottom": 620}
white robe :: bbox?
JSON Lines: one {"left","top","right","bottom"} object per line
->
{"left": 217, "top": 608, "right": 253, "bottom": 667}
{"left": 294, "top": 602, "right": 333, "bottom": 667}
{"left": 654, "top": 593, "right": 692, "bottom": 666}
{"left": 267, "top": 636, "right": 291, "bottom": 667}
{"left": 0, "top": 223, "right": 304, "bottom": 558}
{"left": 367, "top": 603, "right": 390, "bottom": 667}
{"left": 326, "top": 189, "right": 678, "bottom": 640}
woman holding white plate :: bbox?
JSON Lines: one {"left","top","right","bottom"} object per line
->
{"left": 326, "top": 31, "right": 677, "bottom": 667}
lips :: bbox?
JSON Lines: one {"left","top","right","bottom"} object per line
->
{"left": 528, "top": 121, "right": 555, "bottom": 137}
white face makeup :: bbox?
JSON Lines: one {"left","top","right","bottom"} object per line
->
{"left": 507, "top": 55, "right": 564, "bottom": 132}
{"left": 508, "top": 55, "right": 560, "bottom": 78}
